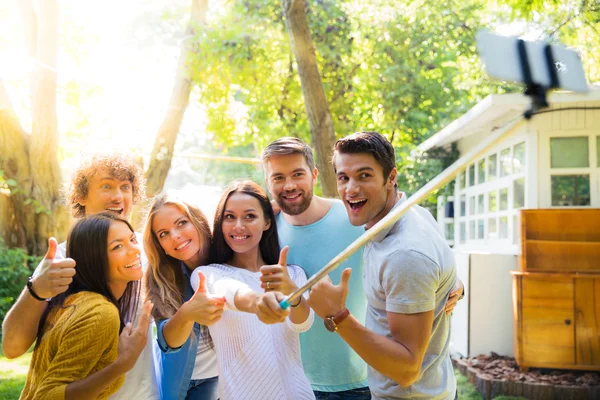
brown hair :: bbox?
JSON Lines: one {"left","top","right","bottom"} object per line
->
{"left": 210, "top": 180, "right": 280, "bottom": 266}
{"left": 333, "top": 131, "right": 397, "bottom": 184}
{"left": 143, "top": 194, "right": 212, "bottom": 321}
{"left": 261, "top": 137, "right": 315, "bottom": 171}
{"left": 67, "top": 152, "right": 145, "bottom": 218}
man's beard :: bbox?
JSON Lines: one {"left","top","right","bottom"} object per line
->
{"left": 277, "top": 190, "right": 313, "bottom": 216}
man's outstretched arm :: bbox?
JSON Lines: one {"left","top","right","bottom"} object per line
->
{"left": 2, "top": 238, "right": 76, "bottom": 358}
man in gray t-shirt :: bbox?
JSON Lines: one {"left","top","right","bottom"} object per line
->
{"left": 308, "top": 131, "right": 458, "bottom": 400}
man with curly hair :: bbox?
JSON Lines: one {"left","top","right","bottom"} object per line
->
{"left": 2, "top": 152, "right": 160, "bottom": 400}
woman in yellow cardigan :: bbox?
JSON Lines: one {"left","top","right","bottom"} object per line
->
{"left": 20, "top": 212, "right": 152, "bottom": 400}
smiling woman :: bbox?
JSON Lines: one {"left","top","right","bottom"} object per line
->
{"left": 19, "top": 213, "right": 146, "bottom": 400}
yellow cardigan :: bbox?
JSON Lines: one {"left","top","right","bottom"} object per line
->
{"left": 20, "top": 291, "right": 124, "bottom": 400}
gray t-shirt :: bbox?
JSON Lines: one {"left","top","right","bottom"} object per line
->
{"left": 362, "top": 194, "right": 457, "bottom": 399}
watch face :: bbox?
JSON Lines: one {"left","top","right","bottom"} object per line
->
{"left": 324, "top": 317, "right": 337, "bottom": 332}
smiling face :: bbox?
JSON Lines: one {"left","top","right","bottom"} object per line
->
{"left": 79, "top": 168, "right": 133, "bottom": 218}
{"left": 334, "top": 152, "right": 397, "bottom": 228}
{"left": 106, "top": 220, "right": 143, "bottom": 298}
{"left": 152, "top": 204, "right": 203, "bottom": 269}
{"left": 221, "top": 192, "right": 271, "bottom": 258}
{"left": 265, "top": 154, "right": 317, "bottom": 216}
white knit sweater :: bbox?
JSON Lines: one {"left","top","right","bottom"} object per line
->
{"left": 191, "top": 263, "right": 315, "bottom": 400}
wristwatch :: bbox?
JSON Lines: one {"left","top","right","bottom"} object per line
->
{"left": 27, "top": 276, "right": 48, "bottom": 302}
{"left": 324, "top": 308, "right": 350, "bottom": 333}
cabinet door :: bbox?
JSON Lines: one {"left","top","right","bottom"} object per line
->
{"left": 522, "top": 277, "right": 575, "bottom": 365}
{"left": 575, "top": 278, "right": 600, "bottom": 366}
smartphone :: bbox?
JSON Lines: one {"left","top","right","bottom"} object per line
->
{"left": 476, "top": 30, "right": 588, "bottom": 93}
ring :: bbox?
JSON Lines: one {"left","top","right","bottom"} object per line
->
{"left": 267, "top": 282, "right": 271, "bottom": 289}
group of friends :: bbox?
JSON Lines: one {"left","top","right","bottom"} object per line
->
{"left": 2, "top": 131, "right": 464, "bottom": 400}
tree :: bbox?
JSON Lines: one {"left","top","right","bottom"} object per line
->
{"left": 145, "top": 0, "right": 209, "bottom": 199}
{"left": 281, "top": 0, "right": 337, "bottom": 197}
{"left": 0, "top": 0, "right": 68, "bottom": 255}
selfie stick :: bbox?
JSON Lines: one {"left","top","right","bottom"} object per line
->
{"left": 279, "top": 117, "right": 525, "bottom": 309}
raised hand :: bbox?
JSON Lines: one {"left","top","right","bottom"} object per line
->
{"left": 31, "top": 237, "right": 77, "bottom": 299}
{"left": 184, "top": 271, "right": 226, "bottom": 326}
{"left": 116, "top": 301, "right": 153, "bottom": 373}
{"left": 260, "top": 246, "right": 297, "bottom": 295}
{"left": 255, "top": 291, "right": 289, "bottom": 324}
{"left": 307, "top": 268, "right": 352, "bottom": 319}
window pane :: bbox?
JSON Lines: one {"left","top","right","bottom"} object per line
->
{"left": 469, "top": 196, "right": 475, "bottom": 215}
{"left": 469, "top": 220, "right": 476, "bottom": 239}
{"left": 477, "top": 219, "right": 484, "bottom": 239}
{"left": 488, "top": 154, "right": 497, "bottom": 181}
{"left": 457, "top": 172, "right": 465, "bottom": 190}
{"left": 513, "top": 142, "right": 526, "bottom": 173}
{"left": 499, "top": 216, "right": 508, "bottom": 239}
{"left": 489, "top": 217, "right": 497, "bottom": 235}
{"left": 468, "top": 165, "right": 475, "bottom": 187}
{"left": 460, "top": 195, "right": 466, "bottom": 217}
{"left": 489, "top": 191, "right": 497, "bottom": 212}
{"left": 478, "top": 194, "right": 484, "bottom": 214}
{"left": 597, "top": 136, "right": 600, "bottom": 167}
{"left": 445, "top": 223, "right": 454, "bottom": 241}
{"left": 551, "top": 175, "right": 591, "bottom": 206}
{"left": 499, "top": 188, "right": 508, "bottom": 210}
{"left": 513, "top": 178, "right": 525, "bottom": 209}
{"left": 513, "top": 215, "right": 520, "bottom": 245}
{"left": 550, "top": 137, "right": 589, "bottom": 168}
{"left": 478, "top": 159, "right": 486, "bottom": 184}
{"left": 460, "top": 222, "right": 466, "bottom": 243}
{"left": 500, "top": 148, "right": 511, "bottom": 177}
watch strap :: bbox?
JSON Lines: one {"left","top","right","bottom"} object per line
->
{"left": 27, "top": 277, "right": 48, "bottom": 301}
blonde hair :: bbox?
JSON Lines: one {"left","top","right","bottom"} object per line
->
{"left": 143, "top": 193, "right": 211, "bottom": 320}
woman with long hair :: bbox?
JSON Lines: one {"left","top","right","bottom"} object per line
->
{"left": 143, "top": 194, "right": 224, "bottom": 400}
{"left": 20, "top": 212, "right": 150, "bottom": 400}
{"left": 190, "top": 180, "right": 315, "bottom": 400}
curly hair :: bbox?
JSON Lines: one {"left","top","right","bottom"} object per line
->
{"left": 66, "top": 153, "right": 145, "bottom": 218}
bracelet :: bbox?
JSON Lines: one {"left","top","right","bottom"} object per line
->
{"left": 289, "top": 297, "right": 302, "bottom": 308}
{"left": 26, "top": 276, "right": 48, "bottom": 302}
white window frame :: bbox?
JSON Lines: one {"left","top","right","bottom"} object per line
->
{"left": 538, "top": 130, "right": 600, "bottom": 208}
{"left": 453, "top": 132, "right": 530, "bottom": 254}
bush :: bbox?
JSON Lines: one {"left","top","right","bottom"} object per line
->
{"left": 0, "top": 239, "right": 41, "bottom": 330}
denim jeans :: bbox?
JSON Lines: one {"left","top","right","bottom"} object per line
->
{"left": 314, "top": 387, "right": 371, "bottom": 400}
{"left": 185, "top": 376, "right": 219, "bottom": 400}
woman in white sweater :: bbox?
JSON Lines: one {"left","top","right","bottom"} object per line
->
{"left": 191, "top": 180, "right": 315, "bottom": 400}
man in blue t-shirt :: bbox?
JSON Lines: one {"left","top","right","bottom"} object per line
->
{"left": 261, "top": 137, "right": 371, "bottom": 399}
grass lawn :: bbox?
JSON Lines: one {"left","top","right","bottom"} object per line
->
{"left": 0, "top": 350, "right": 31, "bottom": 400}
{"left": 0, "top": 353, "right": 527, "bottom": 400}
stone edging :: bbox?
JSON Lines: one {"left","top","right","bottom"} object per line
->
{"left": 452, "top": 358, "right": 600, "bottom": 400}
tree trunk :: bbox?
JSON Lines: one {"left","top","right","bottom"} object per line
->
{"left": 282, "top": 0, "right": 338, "bottom": 198}
{"left": 0, "top": 0, "right": 68, "bottom": 255}
{"left": 144, "top": 0, "right": 209, "bottom": 199}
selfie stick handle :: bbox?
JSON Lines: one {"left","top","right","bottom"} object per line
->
{"left": 279, "top": 118, "right": 523, "bottom": 309}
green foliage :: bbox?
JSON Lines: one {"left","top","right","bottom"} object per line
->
{"left": 183, "top": 0, "right": 599, "bottom": 204}
{"left": 0, "top": 239, "right": 41, "bottom": 330}
{"left": 0, "top": 170, "right": 51, "bottom": 216}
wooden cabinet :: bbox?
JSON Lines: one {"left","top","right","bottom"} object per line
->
{"left": 513, "top": 209, "right": 600, "bottom": 371}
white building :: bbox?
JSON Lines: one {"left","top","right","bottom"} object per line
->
{"left": 419, "top": 88, "right": 600, "bottom": 358}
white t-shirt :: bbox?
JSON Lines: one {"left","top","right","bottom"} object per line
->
{"left": 51, "top": 234, "right": 159, "bottom": 400}
{"left": 191, "top": 263, "right": 315, "bottom": 400}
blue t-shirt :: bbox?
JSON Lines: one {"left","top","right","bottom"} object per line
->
{"left": 276, "top": 199, "right": 368, "bottom": 392}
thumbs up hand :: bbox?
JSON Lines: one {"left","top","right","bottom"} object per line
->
{"left": 30, "top": 237, "right": 77, "bottom": 299}
{"left": 184, "top": 271, "right": 226, "bottom": 326}
{"left": 307, "top": 268, "right": 352, "bottom": 320}
{"left": 260, "top": 246, "right": 296, "bottom": 296}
